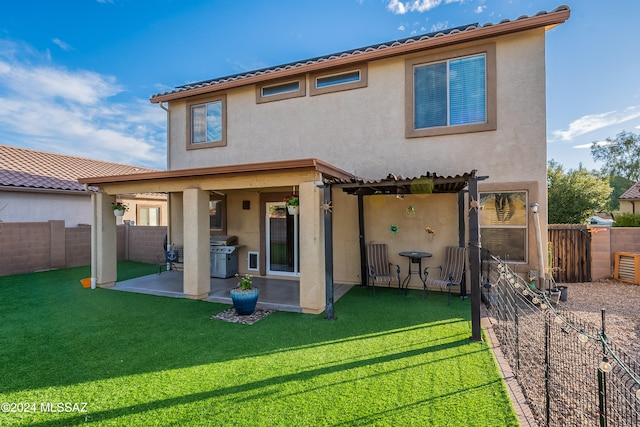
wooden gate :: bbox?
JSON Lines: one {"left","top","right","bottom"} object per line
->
{"left": 548, "top": 224, "right": 592, "bottom": 283}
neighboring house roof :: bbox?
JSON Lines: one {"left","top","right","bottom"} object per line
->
{"left": 0, "top": 145, "right": 158, "bottom": 193}
{"left": 619, "top": 182, "right": 640, "bottom": 201}
{"left": 150, "top": 5, "right": 570, "bottom": 103}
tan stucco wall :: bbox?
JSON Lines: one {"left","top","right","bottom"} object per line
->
{"left": 167, "top": 29, "right": 547, "bottom": 185}
{"left": 116, "top": 194, "right": 168, "bottom": 227}
{"left": 182, "top": 188, "right": 211, "bottom": 299}
{"left": 619, "top": 200, "right": 637, "bottom": 214}
{"left": 163, "top": 29, "right": 548, "bottom": 274}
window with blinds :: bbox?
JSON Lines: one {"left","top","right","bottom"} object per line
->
{"left": 405, "top": 43, "right": 496, "bottom": 138}
{"left": 414, "top": 53, "right": 486, "bottom": 130}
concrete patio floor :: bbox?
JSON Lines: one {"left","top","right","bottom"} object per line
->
{"left": 111, "top": 270, "right": 353, "bottom": 313}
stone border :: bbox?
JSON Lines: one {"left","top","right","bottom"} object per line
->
{"left": 481, "top": 306, "right": 537, "bottom": 427}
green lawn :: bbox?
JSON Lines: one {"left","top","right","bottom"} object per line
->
{"left": 0, "top": 262, "right": 518, "bottom": 426}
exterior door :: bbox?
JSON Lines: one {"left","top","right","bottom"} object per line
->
{"left": 266, "top": 202, "right": 300, "bottom": 276}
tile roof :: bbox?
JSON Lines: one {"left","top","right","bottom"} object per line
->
{"left": 0, "top": 145, "right": 159, "bottom": 193}
{"left": 619, "top": 182, "right": 640, "bottom": 200}
{"left": 151, "top": 5, "right": 570, "bottom": 103}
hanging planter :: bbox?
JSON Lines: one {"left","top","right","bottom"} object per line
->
{"left": 111, "top": 202, "right": 129, "bottom": 217}
{"left": 284, "top": 194, "right": 299, "bottom": 216}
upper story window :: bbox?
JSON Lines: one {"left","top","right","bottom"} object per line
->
{"left": 256, "top": 77, "right": 305, "bottom": 104}
{"left": 405, "top": 43, "right": 496, "bottom": 138}
{"left": 309, "top": 64, "right": 367, "bottom": 96}
{"left": 316, "top": 70, "right": 361, "bottom": 88}
{"left": 187, "top": 95, "right": 226, "bottom": 149}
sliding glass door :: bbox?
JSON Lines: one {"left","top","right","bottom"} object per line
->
{"left": 265, "top": 202, "right": 300, "bottom": 276}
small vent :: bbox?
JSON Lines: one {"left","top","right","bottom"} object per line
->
{"left": 614, "top": 252, "right": 640, "bottom": 284}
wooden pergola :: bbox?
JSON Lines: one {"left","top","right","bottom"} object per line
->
{"left": 322, "top": 170, "right": 486, "bottom": 341}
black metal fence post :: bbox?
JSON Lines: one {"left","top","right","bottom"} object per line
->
{"left": 545, "top": 321, "right": 551, "bottom": 427}
{"left": 598, "top": 309, "right": 607, "bottom": 427}
{"left": 515, "top": 298, "right": 520, "bottom": 374}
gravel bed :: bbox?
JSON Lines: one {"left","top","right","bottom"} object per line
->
{"left": 559, "top": 278, "right": 640, "bottom": 359}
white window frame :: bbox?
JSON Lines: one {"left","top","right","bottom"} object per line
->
{"left": 186, "top": 94, "right": 227, "bottom": 150}
{"left": 256, "top": 76, "right": 306, "bottom": 104}
{"left": 309, "top": 64, "right": 367, "bottom": 96}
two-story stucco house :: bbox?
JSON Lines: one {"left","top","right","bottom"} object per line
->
{"left": 80, "top": 6, "right": 570, "bottom": 332}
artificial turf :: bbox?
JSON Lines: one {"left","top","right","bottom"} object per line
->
{"left": 0, "top": 262, "right": 518, "bottom": 426}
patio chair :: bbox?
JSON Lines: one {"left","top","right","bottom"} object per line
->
{"left": 366, "top": 243, "right": 401, "bottom": 296}
{"left": 424, "top": 246, "right": 466, "bottom": 305}
{"left": 165, "top": 244, "right": 184, "bottom": 271}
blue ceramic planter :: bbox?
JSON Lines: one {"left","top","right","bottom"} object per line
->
{"left": 230, "top": 288, "right": 259, "bottom": 315}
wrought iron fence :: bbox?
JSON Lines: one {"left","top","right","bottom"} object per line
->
{"left": 481, "top": 249, "right": 640, "bottom": 426}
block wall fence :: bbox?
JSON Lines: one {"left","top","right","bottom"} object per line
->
{"left": 0, "top": 221, "right": 166, "bottom": 277}
{"left": 590, "top": 226, "right": 640, "bottom": 281}
{"left": 1, "top": 221, "right": 639, "bottom": 280}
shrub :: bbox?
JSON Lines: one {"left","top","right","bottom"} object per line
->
{"left": 613, "top": 213, "right": 640, "bottom": 227}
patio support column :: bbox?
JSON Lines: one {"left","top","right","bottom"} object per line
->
{"left": 358, "top": 194, "right": 366, "bottom": 287}
{"left": 94, "top": 192, "right": 117, "bottom": 287}
{"left": 324, "top": 184, "right": 335, "bottom": 320}
{"left": 299, "top": 180, "right": 325, "bottom": 314}
{"left": 468, "top": 172, "right": 482, "bottom": 342}
{"left": 182, "top": 188, "right": 210, "bottom": 299}
{"left": 169, "top": 192, "right": 184, "bottom": 245}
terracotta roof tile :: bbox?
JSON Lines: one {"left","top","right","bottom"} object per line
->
{"left": 0, "top": 145, "right": 158, "bottom": 192}
{"left": 151, "top": 5, "right": 570, "bottom": 102}
{"left": 620, "top": 182, "right": 640, "bottom": 200}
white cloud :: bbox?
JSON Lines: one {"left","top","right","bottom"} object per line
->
{"left": 551, "top": 107, "right": 640, "bottom": 141}
{"left": 386, "top": 0, "right": 464, "bottom": 14}
{"left": 475, "top": 6, "right": 486, "bottom": 13}
{"left": 52, "top": 38, "right": 73, "bottom": 51}
{"left": 0, "top": 39, "right": 166, "bottom": 169}
{"left": 430, "top": 21, "right": 449, "bottom": 31}
{"left": 572, "top": 141, "right": 611, "bottom": 149}
{"left": 387, "top": 0, "right": 442, "bottom": 14}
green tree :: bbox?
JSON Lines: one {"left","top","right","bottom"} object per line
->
{"left": 605, "top": 174, "right": 634, "bottom": 212}
{"left": 591, "top": 131, "right": 640, "bottom": 182}
{"left": 547, "top": 160, "right": 612, "bottom": 224}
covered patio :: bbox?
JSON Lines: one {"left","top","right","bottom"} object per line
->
{"left": 79, "top": 158, "right": 355, "bottom": 315}
{"left": 111, "top": 270, "right": 352, "bottom": 313}
{"left": 323, "top": 170, "right": 485, "bottom": 340}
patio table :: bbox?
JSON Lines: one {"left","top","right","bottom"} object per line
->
{"left": 399, "top": 251, "right": 432, "bottom": 292}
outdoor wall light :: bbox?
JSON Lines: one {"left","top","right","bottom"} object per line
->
{"left": 530, "top": 202, "right": 539, "bottom": 213}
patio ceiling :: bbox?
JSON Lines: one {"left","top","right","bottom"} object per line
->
{"left": 327, "top": 171, "right": 479, "bottom": 196}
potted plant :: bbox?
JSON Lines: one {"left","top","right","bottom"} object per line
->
{"left": 284, "top": 194, "right": 299, "bottom": 215}
{"left": 111, "top": 202, "right": 129, "bottom": 217}
{"left": 230, "top": 274, "right": 259, "bottom": 315}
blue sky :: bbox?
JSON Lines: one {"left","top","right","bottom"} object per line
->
{"left": 1, "top": 1, "right": 639, "bottom": 171}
